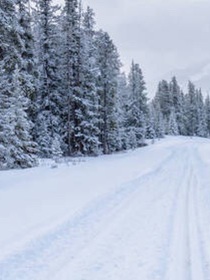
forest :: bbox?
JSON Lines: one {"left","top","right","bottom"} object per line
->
{"left": 1, "top": 0, "right": 210, "bottom": 169}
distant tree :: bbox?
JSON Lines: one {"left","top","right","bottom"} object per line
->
{"left": 116, "top": 73, "right": 129, "bottom": 149}
{"left": 127, "top": 61, "right": 148, "bottom": 148}
{"left": 168, "top": 109, "right": 179, "bottom": 136}
{"left": 205, "top": 95, "right": 210, "bottom": 137}
{"left": 153, "top": 100, "right": 165, "bottom": 139}
{"left": 169, "top": 77, "right": 184, "bottom": 135}
{"left": 184, "top": 82, "right": 198, "bottom": 136}
{"left": 155, "top": 80, "right": 172, "bottom": 121}
{"left": 196, "top": 89, "right": 207, "bottom": 137}
{"left": 146, "top": 103, "right": 156, "bottom": 140}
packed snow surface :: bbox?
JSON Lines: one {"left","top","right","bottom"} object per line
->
{"left": 1, "top": 136, "right": 210, "bottom": 280}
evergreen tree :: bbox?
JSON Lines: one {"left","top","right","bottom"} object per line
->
{"left": 169, "top": 77, "right": 183, "bottom": 135}
{"left": 168, "top": 109, "right": 178, "bottom": 136}
{"left": 0, "top": 65, "right": 37, "bottom": 169}
{"left": 127, "top": 61, "right": 148, "bottom": 148}
{"left": 17, "top": 0, "right": 37, "bottom": 127}
{"left": 146, "top": 103, "right": 156, "bottom": 140}
{"left": 0, "top": 0, "right": 37, "bottom": 169}
{"left": 179, "top": 90, "right": 187, "bottom": 135}
{"left": 205, "top": 95, "right": 210, "bottom": 137}
{"left": 116, "top": 73, "right": 129, "bottom": 149}
{"left": 75, "top": 6, "right": 100, "bottom": 155}
{"left": 196, "top": 89, "right": 207, "bottom": 137}
{"left": 61, "top": 0, "right": 81, "bottom": 156}
{"left": 153, "top": 100, "right": 165, "bottom": 139}
{"left": 33, "top": 0, "right": 63, "bottom": 157}
{"left": 185, "top": 82, "right": 198, "bottom": 136}
{"left": 95, "top": 30, "right": 121, "bottom": 154}
{"left": 155, "top": 80, "right": 172, "bottom": 121}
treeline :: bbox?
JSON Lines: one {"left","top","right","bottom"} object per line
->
{"left": 0, "top": 0, "right": 210, "bottom": 170}
{"left": 149, "top": 78, "right": 210, "bottom": 139}
{"left": 0, "top": 0, "right": 149, "bottom": 169}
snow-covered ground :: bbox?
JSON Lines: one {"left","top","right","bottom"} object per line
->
{"left": 0, "top": 136, "right": 210, "bottom": 280}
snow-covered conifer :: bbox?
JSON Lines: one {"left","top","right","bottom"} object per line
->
{"left": 95, "top": 30, "right": 121, "bottom": 154}
{"left": 146, "top": 103, "right": 156, "bottom": 140}
{"left": 33, "top": 0, "right": 63, "bottom": 157}
{"left": 0, "top": 0, "right": 37, "bottom": 169}
{"left": 196, "top": 89, "right": 207, "bottom": 138}
{"left": 205, "top": 95, "right": 210, "bottom": 137}
{"left": 0, "top": 65, "right": 37, "bottom": 169}
{"left": 168, "top": 109, "right": 179, "bottom": 136}
{"left": 184, "top": 82, "right": 198, "bottom": 136}
{"left": 155, "top": 80, "right": 172, "bottom": 122}
{"left": 127, "top": 61, "right": 148, "bottom": 147}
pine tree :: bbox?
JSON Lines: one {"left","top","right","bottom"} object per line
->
{"left": 168, "top": 109, "right": 178, "bottom": 136}
{"left": 205, "top": 95, "right": 210, "bottom": 137}
{"left": 0, "top": 65, "right": 37, "bottom": 169}
{"left": 116, "top": 73, "right": 129, "bottom": 150}
{"left": 95, "top": 30, "right": 121, "bottom": 154}
{"left": 169, "top": 77, "right": 183, "bottom": 135}
{"left": 33, "top": 0, "right": 63, "bottom": 157}
{"left": 0, "top": 0, "right": 37, "bottom": 169}
{"left": 62, "top": 0, "right": 79, "bottom": 156}
{"left": 146, "top": 103, "right": 156, "bottom": 140}
{"left": 17, "top": 0, "right": 37, "bottom": 127}
{"left": 155, "top": 80, "right": 172, "bottom": 121}
{"left": 185, "top": 82, "right": 198, "bottom": 136}
{"left": 127, "top": 61, "right": 148, "bottom": 148}
{"left": 153, "top": 100, "right": 165, "bottom": 139}
{"left": 196, "top": 89, "right": 207, "bottom": 137}
{"left": 179, "top": 90, "right": 187, "bottom": 135}
{"left": 75, "top": 6, "right": 100, "bottom": 155}
{"left": 62, "top": 0, "right": 89, "bottom": 156}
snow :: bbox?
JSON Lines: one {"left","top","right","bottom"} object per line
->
{"left": 0, "top": 136, "right": 210, "bottom": 279}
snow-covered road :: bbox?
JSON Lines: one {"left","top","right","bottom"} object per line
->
{"left": 0, "top": 137, "right": 210, "bottom": 280}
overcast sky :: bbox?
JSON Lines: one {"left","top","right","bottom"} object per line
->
{"left": 80, "top": 0, "right": 210, "bottom": 95}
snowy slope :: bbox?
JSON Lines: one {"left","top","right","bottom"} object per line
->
{"left": 0, "top": 136, "right": 210, "bottom": 280}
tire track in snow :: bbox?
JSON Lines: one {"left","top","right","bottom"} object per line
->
{"left": 1, "top": 143, "right": 209, "bottom": 280}
{"left": 0, "top": 149, "right": 178, "bottom": 280}
{"left": 51, "top": 149, "right": 189, "bottom": 280}
{"left": 164, "top": 147, "right": 208, "bottom": 280}
{"left": 188, "top": 169, "right": 206, "bottom": 280}
{"left": 190, "top": 147, "right": 210, "bottom": 279}
{"left": 64, "top": 149, "right": 191, "bottom": 280}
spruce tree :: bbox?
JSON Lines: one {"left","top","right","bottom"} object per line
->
{"left": 33, "top": 0, "right": 63, "bottom": 157}
{"left": 205, "top": 95, "right": 210, "bottom": 137}
{"left": 196, "top": 89, "right": 207, "bottom": 137}
{"left": 75, "top": 6, "right": 100, "bottom": 155}
{"left": 169, "top": 77, "right": 183, "bottom": 135}
{"left": 116, "top": 73, "right": 129, "bottom": 150}
{"left": 62, "top": 0, "right": 86, "bottom": 156}
{"left": 127, "top": 61, "right": 148, "bottom": 148}
{"left": 185, "top": 82, "right": 198, "bottom": 136}
{"left": 146, "top": 103, "right": 156, "bottom": 140}
{"left": 153, "top": 101, "right": 165, "bottom": 139}
{"left": 95, "top": 30, "right": 121, "bottom": 154}
{"left": 0, "top": 0, "right": 37, "bottom": 169}
{"left": 155, "top": 80, "right": 172, "bottom": 121}
{"left": 17, "top": 0, "right": 37, "bottom": 127}
{"left": 168, "top": 109, "right": 178, "bottom": 136}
